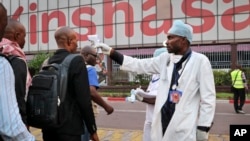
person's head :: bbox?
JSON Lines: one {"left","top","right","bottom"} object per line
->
{"left": 96, "top": 56, "right": 101, "bottom": 64}
{"left": 54, "top": 26, "right": 78, "bottom": 53}
{"left": 4, "top": 19, "right": 26, "bottom": 48}
{"left": 235, "top": 64, "right": 242, "bottom": 70}
{"left": 164, "top": 20, "right": 193, "bottom": 55}
{"left": 80, "top": 45, "right": 98, "bottom": 66}
{"left": 0, "top": 3, "right": 7, "bottom": 41}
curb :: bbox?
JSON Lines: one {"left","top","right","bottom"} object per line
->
{"left": 107, "top": 97, "right": 126, "bottom": 101}
{"left": 229, "top": 99, "right": 250, "bottom": 104}
{"left": 105, "top": 97, "right": 250, "bottom": 104}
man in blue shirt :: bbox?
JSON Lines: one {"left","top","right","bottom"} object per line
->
{"left": 80, "top": 45, "right": 114, "bottom": 140}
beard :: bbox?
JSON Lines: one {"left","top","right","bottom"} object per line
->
{"left": 167, "top": 45, "right": 181, "bottom": 54}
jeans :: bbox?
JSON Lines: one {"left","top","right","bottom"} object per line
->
{"left": 81, "top": 124, "right": 90, "bottom": 141}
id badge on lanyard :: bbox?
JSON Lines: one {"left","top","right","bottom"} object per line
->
{"left": 169, "top": 90, "right": 182, "bottom": 103}
{"left": 169, "top": 52, "right": 191, "bottom": 104}
{"left": 169, "top": 66, "right": 183, "bottom": 104}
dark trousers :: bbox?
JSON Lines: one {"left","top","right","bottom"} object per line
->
{"left": 43, "top": 130, "right": 81, "bottom": 141}
{"left": 233, "top": 88, "right": 246, "bottom": 111}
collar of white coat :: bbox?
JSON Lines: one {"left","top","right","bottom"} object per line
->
{"left": 170, "top": 54, "right": 183, "bottom": 63}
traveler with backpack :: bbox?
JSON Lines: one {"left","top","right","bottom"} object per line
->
{"left": 0, "top": 19, "right": 31, "bottom": 127}
{"left": 0, "top": 3, "right": 35, "bottom": 141}
{"left": 39, "top": 27, "right": 99, "bottom": 141}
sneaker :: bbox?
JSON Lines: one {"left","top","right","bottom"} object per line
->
{"left": 237, "top": 110, "right": 245, "bottom": 114}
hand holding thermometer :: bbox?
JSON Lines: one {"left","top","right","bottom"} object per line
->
{"left": 87, "top": 34, "right": 102, "bottom": 54}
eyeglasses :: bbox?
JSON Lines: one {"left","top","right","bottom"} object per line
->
{"left": 88, "top": 53, "right": 98, "bottom": 58}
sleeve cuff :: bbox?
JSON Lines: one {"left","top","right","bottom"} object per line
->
{"left": 197, "top": 126, "right": 210, "bottom": 132}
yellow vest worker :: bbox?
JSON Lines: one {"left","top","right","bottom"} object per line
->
{"left": 230, "top": 65, "right": 248, "bottom": 114}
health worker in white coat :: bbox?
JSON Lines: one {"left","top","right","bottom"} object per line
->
{"left": 94, "top": 20, "right": 216, "bottom": 141}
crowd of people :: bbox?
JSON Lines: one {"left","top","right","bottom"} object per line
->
{"left": 0, "top": 2, "right": 248, "bottom": 141}
{"left": 0, "top": 3, "right": 100, "bottom": 140}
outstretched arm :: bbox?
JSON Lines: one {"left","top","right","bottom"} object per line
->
{"left": 87, "top": 66, "right": 114, "bottom": 115}
{"left": 90, "top": 86, "right": 114, "bottom": 115}
{"left": 95, "top": 42, "right": 165, "bottom": 75}
{"left": 94, "top": 43, "right": 124, "bottom": 65}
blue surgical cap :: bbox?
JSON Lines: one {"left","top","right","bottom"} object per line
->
{"left": 168, "top": 20, "right": 193, "bottom": 44}
{"left": 153, "top": 47, "right": 167, "bottom": 57}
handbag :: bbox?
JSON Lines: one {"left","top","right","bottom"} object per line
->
{"left": 231, "top": 70, "right": 240, "bottom": 92}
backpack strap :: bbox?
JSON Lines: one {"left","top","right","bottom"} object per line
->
{"left": 59, "top": 54, "right": 79, "bottom": 102}
{"left": 61, "top": 54, "right": 79, "bottom": 68}
{"left": 0, "top": 54, "right": 20, "bottom": 65}
{"left": 8, "top": 55, "right": 18, "bottom": 61}
{"left": 8, "top": 55, "right": 21, "bottom": 67}
{"left": 0, "top": 53, "right": 10, "bottom": 63}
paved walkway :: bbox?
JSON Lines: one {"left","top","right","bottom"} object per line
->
{"left": 30, "top": 127, "right": 229, "bottom": 141}
{"left": 30, "top": 99, "right": 232, "bottom": 141}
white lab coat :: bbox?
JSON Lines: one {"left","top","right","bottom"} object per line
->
{"left": 143, "top": 74, "right": 160, "bottom": 141}
{"left": 120, "top": 51, "right": 216, "bottom": 141}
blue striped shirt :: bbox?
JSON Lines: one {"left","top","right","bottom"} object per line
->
{"left": 0, "top": 56, "right": 35, "bottom": 141}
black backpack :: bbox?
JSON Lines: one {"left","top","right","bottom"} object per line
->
{"left": 26, "top": 54, "right": 78, "bottom": 129}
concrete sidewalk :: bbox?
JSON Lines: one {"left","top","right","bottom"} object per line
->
{"left": 30, "top": 99, "right": 231, "bottom": 141}
{"left": 30, "top": 127, "right": 229, "bottom": 141}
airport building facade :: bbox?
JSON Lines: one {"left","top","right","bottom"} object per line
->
{"left": 1, "top": 0, "right": 249, "bottom": 83}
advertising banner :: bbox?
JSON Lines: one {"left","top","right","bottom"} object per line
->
{"left": 1, "top": 0, "right": 249, "bottom": 52}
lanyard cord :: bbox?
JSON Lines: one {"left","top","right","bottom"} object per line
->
{"left": 173, "top": 54, "right": 191, "bottom": 86}
{"left": 171, "top": 49, "right": 192, "bottom": 90}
